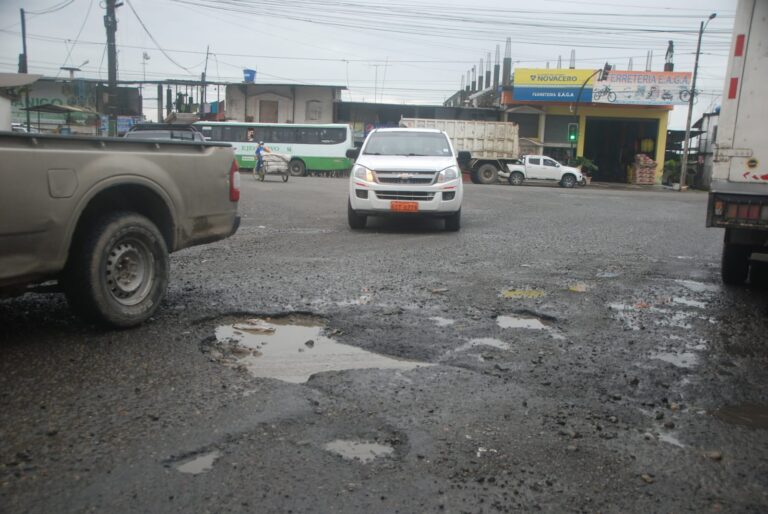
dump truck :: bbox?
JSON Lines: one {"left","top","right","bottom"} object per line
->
{"left": 706, "top": 0, "right": 768, "bottom": 285}
{"left": 399, "top": 118, "right": 519, "bottom": 185}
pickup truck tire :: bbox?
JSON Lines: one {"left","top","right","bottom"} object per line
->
{"left": 444, "top": 209, "right": 461, "bottom": 232}
{"left": 63, "top": 212, "right": 169, "bottom": 327}
{"left": 469, "top": 169, "right": 481, "bottom": 184}
{"left": 560, "top": 174, "right": 577, "bottom": 188}
{"left": 475, "top": 163, "right": 498, "bottom": 185}
{"left": 348, "top": 200, "right": 367, "bottom": 230}
{"left": 508, "top": 171, "right": 524, "bottom": 186}
{"left": 721, "top": 242, "right": 750, "bottom": 285}
{"left": 289, "top": 159, "right": 306, "bottom": 177}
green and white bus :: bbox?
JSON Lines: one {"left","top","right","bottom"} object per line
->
{"left": 193, "top": 121, "right": 354, "bottom": 176}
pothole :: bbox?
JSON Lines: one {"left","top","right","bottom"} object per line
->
{"left": 650, "top": 351, "right": 699, "bottom": 369}
{"left": 431, "top": 316, "right": 455, "bottom": 327}
{"left": 176, "top": 451, "right": 220, "bottom": 475}
{"left": 713, "top": 404, "right": 768, "bottom": 430}
{"left": 674, "top": 279, "right": 719, "bottom": 293}
{"left": 210, "top": 314, "right": 430, "bottom": 384}
{"left": 497, "top": 316, "right": 547, "bottom": 330}
{"left": 323, "top": 439, "right": 394, "bottom": 463}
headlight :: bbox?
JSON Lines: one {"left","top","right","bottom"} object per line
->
{"left": 437, "top": 166, "right": 459, "bottom": 183}
{"left": 353, "top": 164, "right": 376, "bottom": 182}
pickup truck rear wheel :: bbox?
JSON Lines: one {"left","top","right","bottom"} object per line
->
{"left": 475, "top": 163, "right": 498, "bottom": 185}
{"left": 508, "top": 171, "right": 524, "bottom": 186}
{"left": 63, "top": 212, "right": 169, "bottom": 327}
{"left": 444, "top": 209, "right": 461, "bottom": 232}
{"left": 560, "top": 174, "right": 577, "bottom": 188}
{"left": 721, "top": 241, "right": 750, "bottom": 285}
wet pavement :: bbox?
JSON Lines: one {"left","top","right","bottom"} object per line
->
{"left": 1, "top": 178, "right": 768, "bottom": 513}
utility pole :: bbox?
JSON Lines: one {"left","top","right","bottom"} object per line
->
{"left": 199, "top": 45, "right": 209, "bottom": 118}
{"left": 105, "top": 0, "right": 119, "bottom": 136}
{"left": 19, "top": 9, "right": 31, "bottom": 132}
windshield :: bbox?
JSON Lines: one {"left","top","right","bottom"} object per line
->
{"left": 363, "top": 132, "right": 452, "bottom": 157}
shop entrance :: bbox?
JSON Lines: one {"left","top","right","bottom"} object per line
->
{"left": 583, "top": 118, "right": 658, "bottom": 183}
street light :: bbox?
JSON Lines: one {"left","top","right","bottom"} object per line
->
{"left": 679, "top": 12, "right": 716, "bottom": 191}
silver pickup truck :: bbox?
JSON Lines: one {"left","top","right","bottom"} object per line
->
{"left": 0, "top": 132, "right": 240, "bottom": 327}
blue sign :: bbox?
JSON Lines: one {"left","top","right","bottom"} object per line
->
{"left": 243, "top": 69, "right": 256, "bottom": 83}
{"left": 513, "top": 86, "right": 593, "bottom": 103}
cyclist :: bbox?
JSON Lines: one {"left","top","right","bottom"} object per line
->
{"left": 255, "top": 141, "right": 271, "bottom": 177}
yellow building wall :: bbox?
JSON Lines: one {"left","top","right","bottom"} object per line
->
{"left": 545, "top": 105, "right": 669, "bottom": 182}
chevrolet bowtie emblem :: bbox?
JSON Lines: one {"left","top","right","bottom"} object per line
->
{"left": 398, "top": 173, "right": 412, "bottom": 179}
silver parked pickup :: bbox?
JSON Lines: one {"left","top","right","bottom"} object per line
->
{"left": 0, "top": 132, "right": 241, "bottom": 327}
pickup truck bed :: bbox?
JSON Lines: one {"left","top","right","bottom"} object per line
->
{"left": 0, "top": 132, "right": 240, "bottom": 326}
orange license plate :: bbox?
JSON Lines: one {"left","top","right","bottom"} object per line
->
{"left": 390, "top": 201, "right": 419, "bottom": 213}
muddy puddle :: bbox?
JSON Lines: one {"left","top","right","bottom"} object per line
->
{"left": 323, "top": 439, "right": 394, "bottom": 463}
{"left": 713, "top": 405, "right": 768, "bottom": 430}
{"left": 650, "top": 351, "right": 699, "bottom": 369}
{"left": 176, "top": 451, "right": 220, "bottom": 475}
{"left": 497, "top": 315, "right": 548, "bottom": 330}
{"left": 431, "top": 316, "right": 455, "bottom": 327}
{"left": 212, "top": 315, "right": 429, "bottom": 384}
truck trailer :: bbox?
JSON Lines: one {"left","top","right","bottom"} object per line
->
{"left": 706, "top": 0, "right": 768, "bottom": 285}
{"left": 399, "top": 118, "right": 519, "bottom": 185}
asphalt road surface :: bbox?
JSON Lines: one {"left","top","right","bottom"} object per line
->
{"left": 2, "top": 177, "right": 767, "bottom": 513}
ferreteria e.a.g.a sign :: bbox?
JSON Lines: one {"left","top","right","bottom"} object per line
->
{"left": 512, "top": 68, "right": 694, "bottom": 105}
{"left": 592, "top": 71, "right": 693, "bottom": 105}
{"left": 512, "top": 68, "right": 597, "bottom": 102}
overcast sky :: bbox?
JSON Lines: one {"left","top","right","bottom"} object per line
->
{"left": 0, "top": 0, "right": 735, "bottom": 127}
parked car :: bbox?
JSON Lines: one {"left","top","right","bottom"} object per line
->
{"left": 346, "top": 128, "right": 465, "bottom": 231}
{"left": 0, "top": 131, "right": 240, "bottom": 327}
{"left": 124, "top": 123, "right": 205, "bottom": 142}
{"left": 500, "top": 155, "right": 583, "bottom": 188}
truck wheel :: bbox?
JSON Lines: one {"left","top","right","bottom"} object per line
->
{"left": 444, "top": 209, "right": 461, "bottom": 232}
{"left": 475, "top": 164, "right": 498, "bottom": 185}
{"left": 560, "top": 174, "right": 577, "bottom": 188}
{"left": 348, "top": 200, "right": 367, "bottom": 230}
{"left": 721, "top": 242, "right": 750, "bottom": 285}
{"left": 289, "top": 159, "right": 306, "bottom": 177}
{"left": 508, "top": 171, "right": 524, "bottom": 186}
{"left": 63, "top": 212, "right": 169, "bottom": 327}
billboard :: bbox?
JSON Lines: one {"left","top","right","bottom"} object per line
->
{"left": 511, "top": 68, "right": 693, "bottom": 106}
{"left": 513, "top": 68, "right": 596, "bottom": 102}
{"left": 592, "top": 71, "right": 692, "bottom": 105}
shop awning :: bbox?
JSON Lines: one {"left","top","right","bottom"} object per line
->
{"left": 22, "top": 103, "right": 99, "bottom": 115}
{"left": 0, "top": 73, "right": 42, "bottom": 88}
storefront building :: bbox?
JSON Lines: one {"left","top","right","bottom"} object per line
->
{"left": 501, "top": 68, "right": 691, "bottom": 184}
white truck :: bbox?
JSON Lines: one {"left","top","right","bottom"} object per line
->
{"left": 501, "top": 155, "right": 584, "bottom": 188}
{"left": 399, "top": 118, "right": 519, "bottom": 185}
{"left": 706, "top": 0, "right": 768, "bottom": 285}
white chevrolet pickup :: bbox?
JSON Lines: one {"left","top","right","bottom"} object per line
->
{"left": 500, "top": 155, "right": 583, "bottom": 188}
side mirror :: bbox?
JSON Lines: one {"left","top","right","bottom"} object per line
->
{"left": 556, "top": 163, "right": 561, "bottom": 167}
{"left": 457, "top": 150, "right": 472, "bottom": 163}
{"left": 346, "top": 148, "right": 360, "bottom": 160}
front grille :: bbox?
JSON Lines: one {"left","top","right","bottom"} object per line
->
{"left": 375, "top": 191, "right": 436, "bottom": 201}
{"left": 376, "top": 171, "right": 436, "bottom": 185}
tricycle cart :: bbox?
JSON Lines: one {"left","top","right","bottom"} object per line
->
{"left": 255, "top": 153, "right": 290, "bottom": 182}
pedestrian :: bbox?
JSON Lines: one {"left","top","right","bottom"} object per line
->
{"left": 255, "top": 141, "right": 271, "bottom": 178}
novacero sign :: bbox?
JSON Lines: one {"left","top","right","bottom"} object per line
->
{"left": 512, "top": 68, "right": 597, "bottom": 102}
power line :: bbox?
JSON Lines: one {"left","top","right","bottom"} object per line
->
{"left": 55, "top": 0, "right": 94, "bottom": 77}
{"left": 124, "top": 0, "right": 195, "bottom": 75}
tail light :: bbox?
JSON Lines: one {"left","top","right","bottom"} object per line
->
{"left": 229, "top": 159, "right": 240, "bottom": 202}
{"left": 716, "top": 197, "right": 768, "bottom": 224}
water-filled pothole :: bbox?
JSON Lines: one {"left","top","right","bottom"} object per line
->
{"left": 650, "top": 351, "right": 699, "bottom": 369}
{"left": 323, "top": 439, "right": 394, "bottom": 463}
{"left": 497, "top": 316, "right": 548, "bottom": 330}
{"left": 211, "top": 314, "right": 429, "bottom": 383}
{"left": 713, "top": 404, "right": 768, "bottom": 430}
{"left": 176, "top": 451, "right": 220, "bottom": 475}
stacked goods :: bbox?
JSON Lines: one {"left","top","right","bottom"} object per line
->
{"left": 631, "top": 153, "right": 657, "bottom": 185}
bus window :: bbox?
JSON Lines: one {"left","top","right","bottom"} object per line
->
{"left": 250, "top": 127, "right": 265, "bottom": 142}
{"left": 298, "top": 128, "right": 320, "bottom": 144}
{"left": 198, "top": 126, "right": 213, "bottom": 139}
{"left": 222, "top": 126, "right": 247, "bottom": 142}
{"left": 319, "top": 128, "right": 345, "bottom": 144}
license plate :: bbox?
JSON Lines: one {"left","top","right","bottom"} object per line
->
{"left": 390, "top": 201, "right": 419, "bottom": 213}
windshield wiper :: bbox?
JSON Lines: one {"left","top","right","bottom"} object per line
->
{"left": 400, "top": 153, "right": 425, "bottom": 156}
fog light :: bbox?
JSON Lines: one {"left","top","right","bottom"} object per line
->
{"left": 443, "top": 191, "right": 455, "bottom": 201}
{"left": 356, "top": 189, "right": 368, "bottom": 199}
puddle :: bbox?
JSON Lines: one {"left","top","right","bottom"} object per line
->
{"left": 713, "top": 405, "right": 768, "bottom": 430}
{"left": 454, "top": 338, "right": 510, "bottom": 353}
{"left": 176, "top": 451, "right": 220, "bottom": 475}
{"left": 650, "top": 351, "right": 699, "bottom": 369}
{"left": 213, "top": 315, "right": 429, "bottom": 383}
{"left": 324, "top": 439, "right": 394, "bottom": 463}
{"left": 658, "top": 433, "right": 685, "bottom": 448}
{"left": 497, "top": 316, "right": 547, "bottom": 330}
{"left": 672, "top": 297, "right": 707, "bottom": 309}
{"left": 674, "top": 280, "right": 719, "bottom": 293}
{"left": 596, "top": 271, "right": 621, "bottom": 278}
{"left": 431, "top": 316, "right": 455, "bottom": 327}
